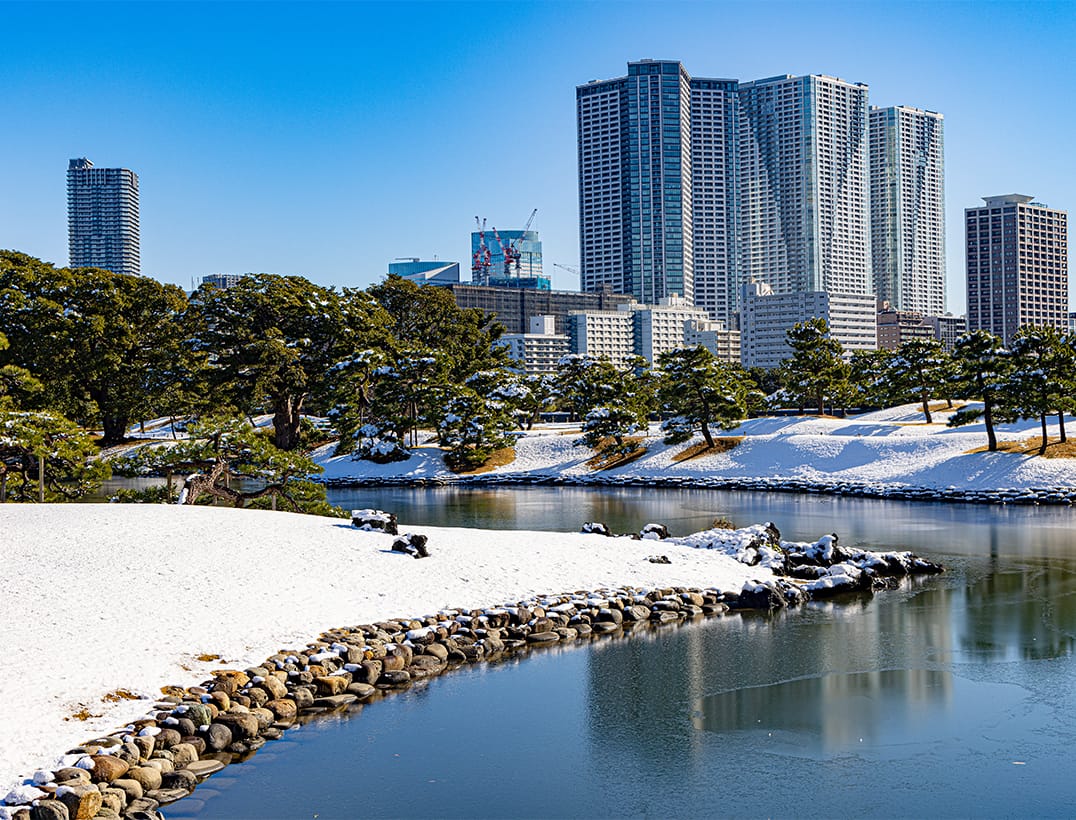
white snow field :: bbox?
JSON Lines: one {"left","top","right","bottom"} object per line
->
{"left": 316, "top": 404, "right": 1076, "bottom": 492}
{"left": 0, "top": 503, "right": 781, "bottom": 798}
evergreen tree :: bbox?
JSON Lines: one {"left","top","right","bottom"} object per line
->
{"left": 657, "top": 346, "right": 752, "bottom": 446}
{"left": 0, "top": 409, "right": 108, "bottom": 502}
{"left": 779, "top": 318, "right": 850, "bottom": 415}
{"left": 889, "top": 338, "right": 951, "bottom": 423}
{"left": 947, "top": 331, "right": 1010, "bottom": 452}
{"left": 1006, "top": 326, "right": 1068, "bottom": 453}
{"left": 437, "top": 370, "right": 519, "bottom": 471}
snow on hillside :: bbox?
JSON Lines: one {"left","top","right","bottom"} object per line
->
{"left": 316, "top": 404, "right": 1076, "bottom": 492}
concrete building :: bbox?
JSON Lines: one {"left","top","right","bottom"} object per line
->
{"left": 925, "top": 313, "right": 967, "bottom": 351}
{"left": 388, "top": 259, "right": 460, "bottom": 285}
{"left": 738, "top": 74, "right": 871, "bottom": 298}
{"left": 201, "top": 273, "right": 245, "bottom": 289}
{"left": 499, "top": 315, "right": 570, "bottom": 375}
{"left": 471, "top": 230, "right": 546, "bottom": 289}
{"left": 67, "top": 158, "right": 140, "bottom": 276}
{"left": 445, "top": 284, "right": 633, "bottom": 336}
{"left": 739, "top": 280, "right": 877, "bottom": 369}
{"left": 965, "top": 194, "right": 1068, "bottom": 344}
{"left": 876, "top": 305, "right": 935, "bottom": 350}
{"left": 568, "top": 296, "right": 715, "bottom": 366}
{"left": 869, "top": 106, "right": 946, "bottom": 316}
{"left": 567, "top": 309, "right": 637, "bottom": 367}
{"left": 684, "top": 320, "right": 741, "bottom": 363}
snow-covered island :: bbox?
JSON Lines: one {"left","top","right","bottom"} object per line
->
{"left": 0, "top": 503, "right": 941, "bottom": 816}
{"left": 315, "top": 404, "right": 1076, "bottom": 503}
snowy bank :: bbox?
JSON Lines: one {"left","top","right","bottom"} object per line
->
{"left": 314, "top": 405, "right": 1076, "bottom": 503}
{"left": 0, "top": 504, "right": 940, "bottom": 807}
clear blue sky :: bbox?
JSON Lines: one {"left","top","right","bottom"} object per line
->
{"left": 3, "top": 0, "right": 1074, "bottom": 312}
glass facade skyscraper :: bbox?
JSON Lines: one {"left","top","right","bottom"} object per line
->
{"left": 67, "top": 157, "right": 140, "bottom": 276}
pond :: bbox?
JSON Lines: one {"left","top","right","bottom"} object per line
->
{"left": 155, "top": 487, "right": 1076, "bottom": 818}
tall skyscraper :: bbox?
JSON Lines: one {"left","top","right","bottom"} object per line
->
{"left": 578, "top": 60, "right": 699, "bottom": 307}
{"left": 869, "top": 106, "right": 946, "bottom": 315}
{"left": 578, "top": 65, "right": 874, "bottom": 326}
{"left": 67, "top": 158, "right": 140, "bottom": 276}
{"left": 966, "top": 194, "right": 1068, "bottom": 344}
{"left": 737, "top": 74, "right": 871, "bottom": 297}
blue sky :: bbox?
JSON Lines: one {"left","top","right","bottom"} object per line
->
{"left": 2, "top": 0, "right": 1074, "bottom": 311}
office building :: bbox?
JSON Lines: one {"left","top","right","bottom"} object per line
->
{"left": 568, "top": 296, "right": 714, "bottom": 366}
{"left": 876, "top": 306, "right": 935, "bottom": 350}
{"left": 739, "top": 280, "right": 877, "bottom": 369}
{"left": 870, "top": 106, "right": 946, "bottom": 315}
{"left": 499, "top": 316, "right": 570, "bottom": 375}
{"left": 738, "top": 74, "right": 871, "bottom": 297}
{"left": 578, "top": 61, "right": 738, "bottom": 311}
{"left": 201, "top": 273, "right": 245, "bottom": 289}
{"left": 67, "top": 158, "right": 140, "bottom": 276}
{"left": 388, "top": 259, "right": 460, "bottom": 285}
{"left": 568, "top": 309, "right": 637, "bottom": 367}
{"left": 445, "top": 284, "right": 632, "bottom": 336}
{"left": 965, "top": 195, "right": 1068, "bottom": 344}
{"left": 925, "top": 313, "right": 967, "bottom": 351}
{"left": 684, "top": 320, "right": 741, "bottom": 363}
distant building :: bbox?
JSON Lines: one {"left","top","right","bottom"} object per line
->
{"left": 876, "top": 305, "right": 935, "bottom": 350}
{"left": 925, "top": 313, "right": 967, "bottom": 351}
{"left": 1069, "top": 311, "right": 1076, "bottom": 333}
{"left": 966, "top": 194, "right": 1068, "bottom": 344}
{"left": 445, "top": 284, "right": 632, "bottom": 336}
{"left": 684, "top": 320, "right": 741, "bottom": 363}
{"left": 870, "top": 106, "right": 946, "bottom": 315}
{"left": 201, "top": 273, "right": 245, "bottom": 289}
{"left": 67, "top": 157, "right": 140, "bottom": 276}
{"left": 739, "top": 281, "right": 877, "bottom": 369}
{"left": 568, "top": 296, "right": 716, "bottom": 366}
{"left": 471, "top": 230, "right": 546, "bottom": 289}
{"left": 499, "top": 315, "right": 570, "bottom": 375}
{"left": 388, "top": 259, "right": 460, "bottom": 285}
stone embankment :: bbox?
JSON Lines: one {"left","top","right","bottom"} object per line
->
{"left": 323, "top": 472, "right": 1076, "bottom": 505}
{"left": 1, "top": 519, "right": 943, "bottom": 820}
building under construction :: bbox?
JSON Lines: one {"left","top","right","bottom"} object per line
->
{"left": 470, "top": 210, "right": 549, "bottom": 289}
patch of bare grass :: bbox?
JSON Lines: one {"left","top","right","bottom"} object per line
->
{"left": 967, "top": 437, "right": 1076, "bottom": 458}
{"left": 672, "top": 437, "right": 743, "bottom": 463}
{"left": 586, "top": 437, "right": 647, "bottom": 471}
{"left": 448, "top": 447, "right": 517, "bottom": 475}
{"left": 102, "top": 689, "right": 141, "bottom": 703}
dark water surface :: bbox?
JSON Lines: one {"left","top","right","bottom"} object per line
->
{"left": 163, "top": 488, "right": 1076, "bottom": 819}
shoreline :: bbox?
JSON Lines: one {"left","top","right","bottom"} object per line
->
{"left": 0, "top": 505, "right": 942, "bottom": 818}
{"left": 2, "top": 536, "right": 942, "bottom": 819}
{"left": 319, "top": 472, "right": 1076, "bottom": 506}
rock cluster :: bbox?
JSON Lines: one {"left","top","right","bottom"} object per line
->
{"left": 391, "top": 533, "right": 430, "bottom": 559}
{"left": 325, "top": 473, "right": 1076, "bottom": 506}
{"left": 351, "top": 509, "right": 397, "bottom": 534}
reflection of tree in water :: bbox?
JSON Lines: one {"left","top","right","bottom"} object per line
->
{"left": 958, "top": 557, "right": 1076, "bottom": 661}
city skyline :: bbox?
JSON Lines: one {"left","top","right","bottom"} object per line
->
{"left": 2, "top": 1, "right": 1074, "bottom": 312}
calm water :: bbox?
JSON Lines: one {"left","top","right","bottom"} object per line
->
{"left": 161, "top": 488, "right": 1076, "bottom": 819}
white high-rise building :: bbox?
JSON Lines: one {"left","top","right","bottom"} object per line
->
{"left": 870, "top": 106, "right": 946, "bottom": 315}
{"left": 737, "top": 75, "right": 872, "bottom": 297}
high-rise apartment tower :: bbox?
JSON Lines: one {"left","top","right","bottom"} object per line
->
{"left": 869, "top": 106, "right": 945, "bottom": 315}
{"left": 965, "top": 195, "right": 1068, "bottom": 344}
{"left": 67, "top": 158, "right": 140, "bottom": 276}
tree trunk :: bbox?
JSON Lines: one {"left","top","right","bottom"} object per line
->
{"left": 984, "top": 397, "right": 998, "bottom": 452}
{"left": 38, "top": 454, "right": 45, "bottom": 502}
{"left": 272, "top": 394, "right": 304, "bottom": 451}
{"left": 921, "top": 389, "right": 933, "bottom": 424}
{"left": 1058, "top": 411, "right": 1067, "bottom": 443}
{"left": 701, "top": 422, "right": 714, "bottom": 448}
{"left": 100, "top": 413, "right": 129, "bottom": 445}
{"left": 1040, "top": 413, "right": 1049, "bottom": 454}
{"left": 817, "top": 392, "right": 824, "bottom": 417}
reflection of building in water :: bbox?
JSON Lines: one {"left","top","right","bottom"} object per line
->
{"left": 586, "top": 581, "right": 956, "bottom": 758}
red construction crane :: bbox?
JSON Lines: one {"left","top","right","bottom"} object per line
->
{"left": 490, "top": 225, "right": 513, "bottom": 278}
{"left": 471, "top": 216, "right": 492, "bottom": 283}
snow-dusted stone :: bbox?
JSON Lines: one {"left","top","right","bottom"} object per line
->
{"left": 735, "top": 581, "right": 788, "bottom": 611}
{"left": 29, "top": 803, "right": 66, "bottom": 820}
{"left": 51, "top": 770, "right": 89, "bottom": 786}
{"left": 581, "top": 522, "right": 613, "bottom": 536}
{"left": 55, "top": 783, "right": 102, "bottom": 820}
{"left": 640, "top": 523, "right": 669, "bottom": 540}
{"left": 646, "top": 554, "right": 671, "bottom": 564}
{"left": 391, "top": 533, "right": 429, "bottom": 559}
{"left": 351, "top": 509, "right": 398, "bottom": 535}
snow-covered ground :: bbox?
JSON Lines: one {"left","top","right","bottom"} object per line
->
{"left": 0, "top": 503, "right": 792, "bottom": 798}
{"left": 316, "top": 404, "right": 1076, "bottom": 492}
